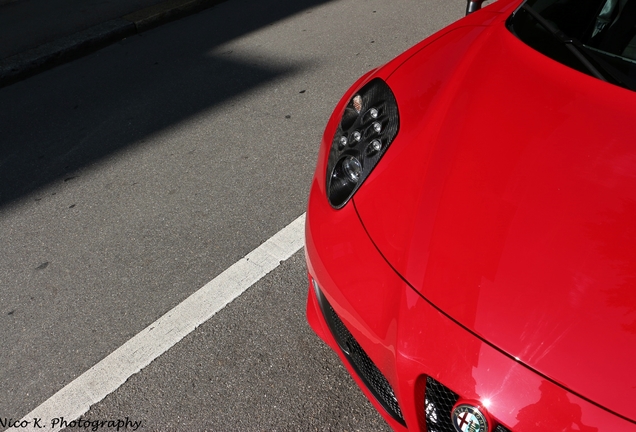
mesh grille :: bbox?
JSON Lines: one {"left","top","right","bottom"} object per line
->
{"left": 326, "top": 303, "right": 405, "bottom": 424}
{"left": 425, "top": 376, "right": 460, "bottom": 432}
{"left": 425, "top": 377, "right": 511, "bottom": 432}
{"left": 312, "top": 279, "right": 405, "bottom": 425}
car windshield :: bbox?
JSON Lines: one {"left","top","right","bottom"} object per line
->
{"left": 508, "top": 0, "right": 636, "bottom": 90}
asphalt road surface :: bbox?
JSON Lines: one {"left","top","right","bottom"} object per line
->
{"left": 1, "top": 0, "right": 465, "bottom": 429}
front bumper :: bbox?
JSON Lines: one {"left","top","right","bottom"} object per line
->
{"left": 304, "top": 177, "right": 634, "bottom": 432}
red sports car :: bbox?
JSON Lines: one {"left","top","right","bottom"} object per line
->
{"left": 304, "top": 0, "right": 636, "bottom": 431}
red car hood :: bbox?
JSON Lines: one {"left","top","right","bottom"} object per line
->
{"left": 354, "top": 20, "right": 636, "bottom": 421}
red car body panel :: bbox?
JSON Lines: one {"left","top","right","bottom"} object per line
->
{"left": 305, "top": 204, "right": 635, "bottom": 430}
{"left": 305, "top": 0, "right": 636, "bottom": 430}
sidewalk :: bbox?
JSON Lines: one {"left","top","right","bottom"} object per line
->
{"left": 0, "top": 0, "right": 227, "bottom": 87}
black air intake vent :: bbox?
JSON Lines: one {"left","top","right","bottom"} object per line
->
{"left": 313, "top": 282, "right": 405, "bottom": 425}
{"left": 425, "top": 376, "right": 511, "bottom": 432}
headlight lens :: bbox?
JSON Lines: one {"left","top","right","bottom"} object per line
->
{"left": 326, "top": 78, "right": 399, "bottom": 208}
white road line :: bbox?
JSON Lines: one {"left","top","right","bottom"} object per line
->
{"left": 20, "top": 213, "right": 306, "bottom": 432}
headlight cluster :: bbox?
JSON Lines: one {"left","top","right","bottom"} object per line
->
{"left": 326, "top": 78, "right": 399, "bottom": 208}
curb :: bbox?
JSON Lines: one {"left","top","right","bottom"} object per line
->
{"left": 0, "top": 0, "right": 227, "bottom": 88}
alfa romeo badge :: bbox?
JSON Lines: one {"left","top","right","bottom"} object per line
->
{"left": 451, "top": 404, "right": 489, "bottom": 432}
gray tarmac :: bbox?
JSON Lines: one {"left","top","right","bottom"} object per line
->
{"left": 0, "top": 0, "right": 465, "bottom": 429}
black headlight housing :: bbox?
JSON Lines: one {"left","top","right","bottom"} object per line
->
{"left": 326, "top": 78, "right": 399, "bottom": 208}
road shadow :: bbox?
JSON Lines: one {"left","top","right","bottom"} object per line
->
{"left": 0, "top": 0, "right": 332, "bottom": 208}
